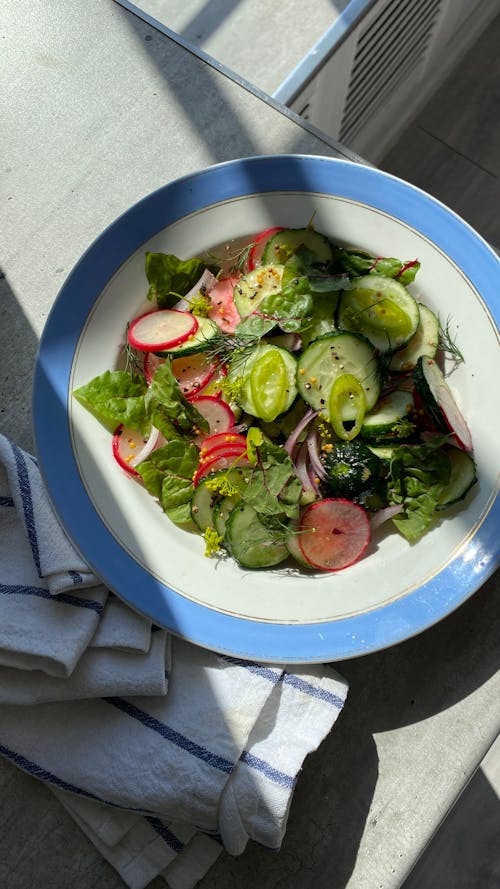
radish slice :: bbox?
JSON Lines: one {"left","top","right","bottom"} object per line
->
{"left": 194, "top": 362, "right": 228, "bottom": 397}
{"left": 190, "top": 395, "right": 235, "bottom": 439}
{"left": 199, "top": 431, "right": 247, "bottom": 456}
{"left": 248, "top": 227, "right": 285, "bottom": 270}
{"left": 207, "top": 277, "right": 241, "bottom": 333}
{"left": 143, "top": 351, "right": 218, "bottom": 396}
{"left": 200, "top": 441, "right": 247, "bottom": 461}
{"left": 128, "top": 309, "right": 198, "bottom": 352}
{"left": 414, "top": 356, "right": 473, "bottom": 451}
{"left": 172, "top": 354, "right": 218, "bottom": 397}
{"left": 112, "top": 425, "right": 161, "bottom": 477}
{"left": 434, "top": 381, "right": 473, "bottom": 451}
{"left": 143, "top": 352, "right": 165, "bottom": 384}
{"left": 299, "top": 498, "right": 371, "bottom": 571}
{"left": 193, "top": 448, "right": 250, "bottom": 486}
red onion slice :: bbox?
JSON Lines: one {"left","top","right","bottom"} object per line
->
{"left": 173, "top": 269, "right": 218, "bottom": 312}
{"left": 370, "top": 504, "right": 403, "bottom": 532}
{"left": 284, "top": 408, "right": 318, "bottom": 459}
{"left": 294, "top": 441, "right": 318, "bottom": 495}
{"left": 306, "top": 427, "right": 328, "bottom": 482}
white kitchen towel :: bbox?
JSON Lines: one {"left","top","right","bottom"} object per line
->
{"left": 90, "top": 595, "right": 154, "bottom": 653}
{"left": 0, "top": 628, "right": 169, "bottom": 704}
{"left": 0, "top": 431, "right": 349, "bottom": 888}
{"left": 0, "top": 638, "right": 348, "bottom": 889}
{"left": 0, "top": 433, "right": 163, "bottom": 687}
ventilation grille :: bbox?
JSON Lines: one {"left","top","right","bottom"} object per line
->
{"left": 339, "top": 0, "right": 442, "bottom": 145}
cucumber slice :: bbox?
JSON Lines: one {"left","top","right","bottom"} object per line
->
{"left": 300, "top": 293, "right": 338, "bottom": 349}
{"left": 155, "top": 315, "right": 219, "bottom": 357}
{"left": 413, "top": 356, "right": 473, "bottom": 451}
{"left": 437, "top": 446, "right": 477, "bottom": 509}
{"left": 388, "top": 303, "right": 439, "bottom": 372}
{"left": 338, "top": 275, "right": 420, "bottom": 353}
{"left": 227, "top": 344, "right": 298, "bottom": 421}
{"left": 367, "top": 444, "right": 396, "bottom": 461}
{"left": 296, "top": 332, "right": 381, "bottom": 420}
{"left": 233, "top": 264, "right": 284, "bottom": 318}
{"left": 190, "top": 477, "right": 221, "bottom": 532}
{"left": 285, "top": 528, "right": 313, "bottom": 568}
{"left": 191, "top": 468, "right": 246, "bottom": 531}
{"left": 361, "top": 388, "right": 415, "bottom": 440}
{"left": 213, "top": 494, "right": 241, "bottom": 538}
{"left": 225, "top": 503, "right": 288, "bottom": 568}
{"left": 262, "top": 228, "right": 334, "bottom": 265}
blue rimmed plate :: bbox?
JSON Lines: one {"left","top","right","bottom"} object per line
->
{"left": 33, "top": 155, "right": 500, "bottom": 663}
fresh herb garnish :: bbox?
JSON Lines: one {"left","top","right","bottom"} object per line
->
{"left": 439, "top": 315, "right": 465, "bottom": 364}
{"left": 203, "top": 331, "right": 261, "bottom": 368}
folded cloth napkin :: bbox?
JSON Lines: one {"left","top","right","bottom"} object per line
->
{"left": 0, "top": 432, "right": 169, "bottom": 699}
{"left": 0, "top": 433, "right": 348, "bottom": 889}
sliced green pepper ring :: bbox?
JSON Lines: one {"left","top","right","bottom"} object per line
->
{"left": 249, "top": 350, "right": 288, "bottom": 422}
{"left": 328, "top": 373, "right": 366, "bottom": 441}
{"left": 246, "top": 426, "right": 264, "bottom": 464}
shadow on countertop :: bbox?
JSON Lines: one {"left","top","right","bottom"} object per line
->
{"left": 0, "top": 267, "right": 39, "bottom": 453}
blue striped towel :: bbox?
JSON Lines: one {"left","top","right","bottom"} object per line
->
{"left": 0, "top": 432, "right": 168, "bottom": 698}
{"left": 0, "top": 433, "right": 348, "bottom": 889}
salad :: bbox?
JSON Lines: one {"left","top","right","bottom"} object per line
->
{"left": 74, "top": 225, "right": 477, "bottom": 572}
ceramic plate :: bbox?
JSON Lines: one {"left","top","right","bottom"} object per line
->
{"left": 33, "top": 155, "right": 500, "bottom": 663}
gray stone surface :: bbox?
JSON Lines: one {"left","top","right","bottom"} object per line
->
{"left": 0, "top": 3, "right": 499, "bottom": 889}
{"left": 121, "top": 0, "right": 352, "bottom": 96}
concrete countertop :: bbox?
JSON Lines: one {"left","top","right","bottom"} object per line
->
{"left": 0, "top": 3, "right": 499, "bottom": 889}
{"left": 117, "top": 0, "right": 359, "bottom": 98}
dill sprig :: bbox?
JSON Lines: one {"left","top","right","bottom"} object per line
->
{"left": 439, "top": 315, "right": 465, "bottom": 364}
{"left": 205, "top": 240, "right": 256, "bottom": 275}
{"left": 203, "top": 331, "right": 261, "bottom": 369}
{"left": 123, "top": 324, "right": 144, "bottom": 375}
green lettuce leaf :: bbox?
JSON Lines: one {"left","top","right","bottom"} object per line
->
{"left": 240, "top": 441, "right": 302, "bottom": 520}
{"left": 300, "top": 292, "right": 339, "bottom": 349}
{"left": 145, "top": 252, "right": 209, "bottom": 308}
{"left": 235, "top": 314, "right": 276, "bottom": 338}
{"left": 388, "top": 441, "right": 451, "bottom": 541}
{"left": 283, "top": 246, "right": 347, "bottom": 293}
{"left": 137, "top": 440, "right": 199, "bottom": 524}
{"left": 73, "top": 371, "right": 149, "bottom": 434}
{"left": 235, "top": 276, "right": 313, "bottom": 337}
{"left": 145, "top": 361, "right": 209, "bottom": 438}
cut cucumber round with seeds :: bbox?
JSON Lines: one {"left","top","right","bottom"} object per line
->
{"left": 388, "top": 303, "right": 439, "bottom": 372}
{"left": 296, "top": 331, "right": 381, "bottom": 420}
{"left": 338, "top": 275, "right": 420, "bottom": 353}
{"left": 225, "top": 503, "right": 288, "bottom": 568}
{"left": 437, "top": 446, "right": 477, "bottom": 509}
{"left": 233, "top": 264, "right": 284, "bottom": 318}
{"left": 213, "top": 494, "right": 241, "bottom": 538}
{"left": 262, "top": 228, "right": 334, "bottom": 265}
{"left": 190, "top": 469, "right": 246, "bottom": 531}
{"left": 361, "top": 388, "right": 415, "bottom": 440}
{"left": 190, "top": 476, "right": 222, "bottom": 532}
